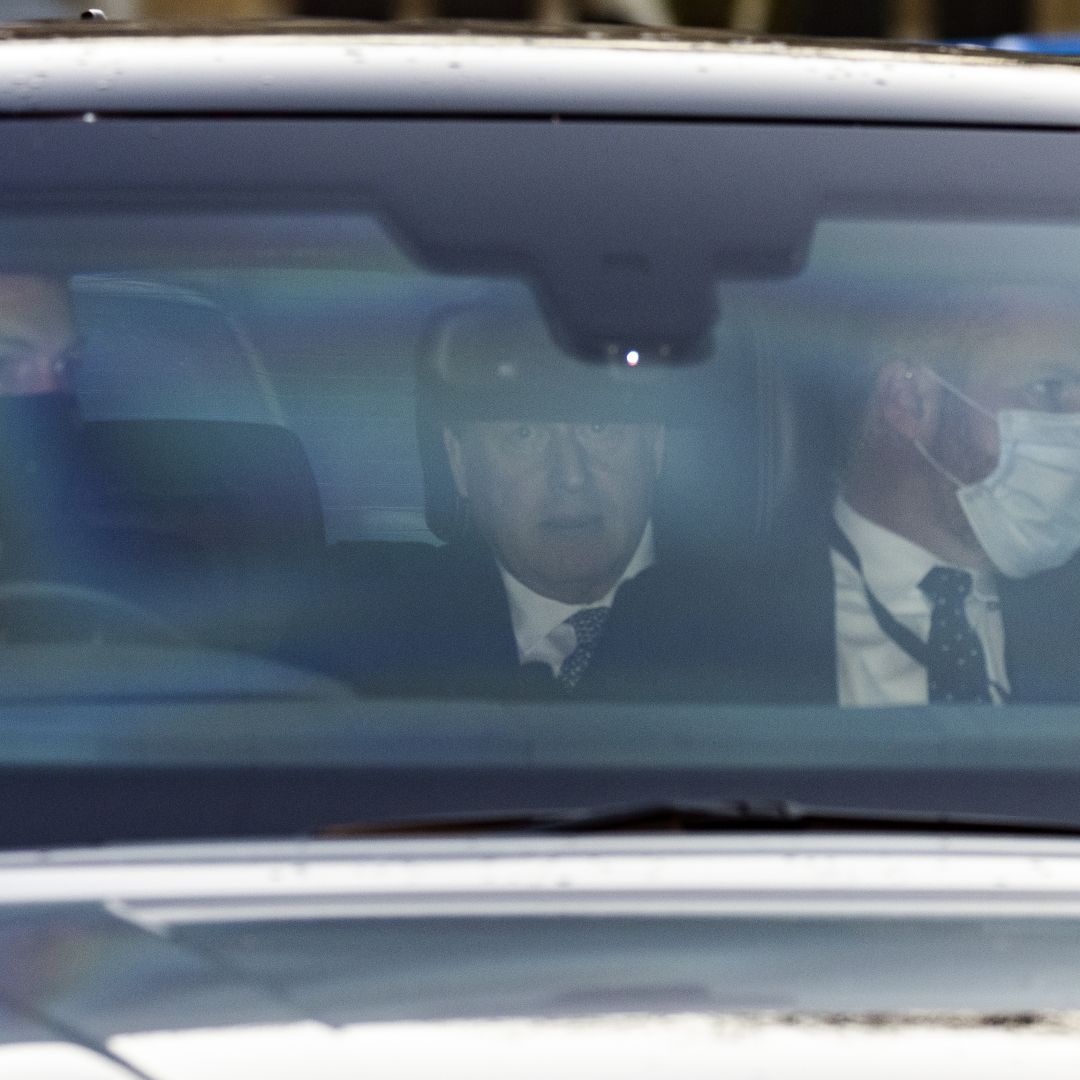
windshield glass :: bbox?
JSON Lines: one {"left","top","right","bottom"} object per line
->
{"left": 4, "top": 117, "right": 1080, "bottom": 847}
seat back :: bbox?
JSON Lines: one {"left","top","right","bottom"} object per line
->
{"left": 84, "top": 420, "right": 324, "bottom": 548}
{"left": 72, "top": 276, "right": 282, "bottom": 424}
{"left": 82, "top": 419, "right": 325, "bottom": 648}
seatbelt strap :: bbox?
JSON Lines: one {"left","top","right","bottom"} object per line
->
{"left": 830, "top": 520, "right": 1009, "bottom": 702}
{"left": 829, "top": 520, "right": 929, "bottom": 666}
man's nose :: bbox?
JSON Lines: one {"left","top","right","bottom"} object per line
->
{"left": 546, "top": 424, "right": 589, "bottom": 491}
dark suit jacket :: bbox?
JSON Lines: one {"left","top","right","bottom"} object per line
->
{"left": 998, "top": 558, "right": 1080, "bottom": 704}
{"left": 281, "top": 537, "right": 824, "bottom": 703}
{"left": 285, "top": 517, "right": 1080, "bottom": 706}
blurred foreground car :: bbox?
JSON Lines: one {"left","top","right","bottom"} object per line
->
{"left": 6, "top": 15, "right": 1080, "bottom": 1078}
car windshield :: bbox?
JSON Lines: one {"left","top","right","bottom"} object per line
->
{"left": 5, "top": 115, "right": 1080, "bottom": 847}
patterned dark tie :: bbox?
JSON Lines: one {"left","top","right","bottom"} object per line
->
{"left": 918, "top": 566, "right": 992, "bottom": 704}
{"left": 558, "top": 607, "right": 609, "bottom": 689}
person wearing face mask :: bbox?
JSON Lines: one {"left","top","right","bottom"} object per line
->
{"left": 0, "top": 273, "right": 90, "bottom": 583}
{"left": 832, "top": 286, "right": 1080, "bottom": 706}
{"left": 0, "top": 274, "right": 80, "bottom": 400}
{"left": 0, "top": 275, "right": 213, "bottom": 643}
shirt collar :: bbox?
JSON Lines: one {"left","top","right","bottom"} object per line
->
{"left": 834, "top": 496, "right": 998, "bottom": 605}
{"left": 500, "top": 520, "right": 656, "bottom": 658}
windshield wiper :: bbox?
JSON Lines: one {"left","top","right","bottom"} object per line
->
{"left": 317, "top": 800, "right": 1080, "bottom": 838}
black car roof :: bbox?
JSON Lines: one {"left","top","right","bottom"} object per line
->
{"left": 0, "top": 19, "right": 1079, "bottom": 124}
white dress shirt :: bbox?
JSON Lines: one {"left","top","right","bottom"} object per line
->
{"left": 832, "top": 497, "right": 1009, "bottom": 707}
{"left": 499, "top": 521, "right": 656, "bottom": 678}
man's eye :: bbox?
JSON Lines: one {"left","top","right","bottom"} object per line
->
{"left": 577, "top": 423, "right": 618, "bottom": 439}
{"left": 580, "top": 423, "right": 631, "bottom": 444}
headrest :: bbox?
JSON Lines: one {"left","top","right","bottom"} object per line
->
{"left": 71, "top": 276, "right": 281, "bottom": 425}
{"left": 82, "top": 420, "right": 325, "bottom": 551}
{"left": 417, "top": 295, "right": 832, "bottom": 555}
{"left": 418, "top": 297, "right": 685, "bottom": 424}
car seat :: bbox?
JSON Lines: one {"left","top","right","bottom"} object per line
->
{"left": 81, "top": 419, "right": 326, "bottom": 651}
{"left": 71, "top": 276, "right": 282, "bottom": 425}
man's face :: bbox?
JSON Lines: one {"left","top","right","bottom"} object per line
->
{"left": 0, "top": 275, "right": 77, "bottom": 397}
{"left": 931, "top": 306, "right": 1080, "bottom": 486}
{"left": 444, "top": 420, "right": 665, "bottom": 604}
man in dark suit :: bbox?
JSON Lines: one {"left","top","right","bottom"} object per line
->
{"left": 0, "top": 274, "right": 88, "bottom": 583}
{"left": 0, "top": 275, "right": 204, "bottom": 643}
{"left": 290, "top": 295, "right": 748, "bottom": 701}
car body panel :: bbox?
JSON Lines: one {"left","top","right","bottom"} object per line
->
{"left": 6, "top": 837, "right": 1080, "bottom": 1077}
{"left": 0, "top": 25, "right": 1076, "bottom": 125}
{"left": 3, "top": 18, "right": 1080, "bottom": 1077}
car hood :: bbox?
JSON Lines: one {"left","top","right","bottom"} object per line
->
{"left": 4, "top": 834, "right": 1080, "bottom": 1077}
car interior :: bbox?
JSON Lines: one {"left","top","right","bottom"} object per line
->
{"left": 5, "top": 117, "right": 1080, "bottom": 710}
{"left": 5, "top": 217, "right": 1063, "bottom": 702}
{"left": 47, "top": 261, "right": 814, "bottom": 671}
{"left": 0, "top": 258, "right": 834, "bottom": 708}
